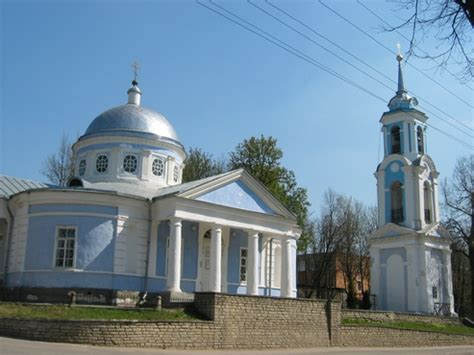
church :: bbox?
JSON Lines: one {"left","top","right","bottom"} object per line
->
{"left": 0, "top": 79, "right": 299, "bottom": 302}
{"left": 369, "top": 54, "right": 454, "bottom": 315}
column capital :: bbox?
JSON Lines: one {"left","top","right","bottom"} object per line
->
{"left": 247, "top": 229, "right": 260, "bottom": 237}
{"left": 211, "top": 223, "right": 223, "bottom": 232}
{"left": 169, "top": 217, "right": 182, "bottom": 226}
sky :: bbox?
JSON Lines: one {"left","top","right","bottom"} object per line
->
{"left": 1, "top": 0, "right": 472, "bottom": 217}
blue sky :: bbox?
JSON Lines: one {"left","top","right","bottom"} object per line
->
{"left": 1, "top": 0, "right": 472, "bottom": 216}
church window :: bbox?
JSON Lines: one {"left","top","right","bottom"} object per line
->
{"left": 240, "top": 248, "right": 248, "bottom": 283}
{"left": 390, "top": 181, "right": 404, "bottom": 224}
{"left": 96, "top": 155, "right": 108, "bottom": 173}
{"left": 55, "top": 227, "right": 76, "bottom": 268}
{"left": 123, "top": 155, "right": 138, "bottom": 173}
{"left": 78, "top": 159, "right": 86, "bottom": 176}
{"left": 152, "top": 158, "right": 165, "bottom": 176}
{"left": 417, "top": 126, "right": 424, "bottom": 154}
{"left": 424, "top": 182, "right": 432, "bottom": 223}
{"left": 173, "top": 166, "right": 179, "bottom": 182}
{"left": 390, "top": 126, "right": 401, "bottom": 154}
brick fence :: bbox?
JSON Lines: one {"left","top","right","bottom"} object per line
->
{"left": 0, "top": 293, "right": 472, "bottom": 349}
{"left": 342, "top": 309, "right": 461, "bottom": 325}
{"left": 341, "top": 325, "right": 474, "bottom": 347}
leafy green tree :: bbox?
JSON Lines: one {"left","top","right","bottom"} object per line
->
{"left": 228, "top": 135, "right": 310, "bottom": 247}
{"left": 182, "top": 148, "right": 226, "bottom": 183}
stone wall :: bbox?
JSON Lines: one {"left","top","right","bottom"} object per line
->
{"left": 197, "top": 292, "right": 340, "bottom": 348}
{"left": 341, "top": 325, "right": 474, "bottom": 347}
{"left": 0, "top": 293, "right": 472, "bottom": 349}
{"left": 0, "top": 292, "right": 340, "bottom": 349}
{"left": 342, "top": 309, "right": 461, "bottom": 325}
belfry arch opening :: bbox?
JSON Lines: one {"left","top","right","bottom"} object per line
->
{"left": 391, "top": 126, "right": 401, "bottom": 154}
{"left": 423, "top": 181, "right": 432, "bottom": 223}
{"left": 417, "top": 126, "right": 424, "bottom": 154}
{"left": 390, "top": 181, "right": 404, "bottom": 224}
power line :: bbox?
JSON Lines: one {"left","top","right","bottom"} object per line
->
{"left": 195, "top": 1, "right": 473, "bottom": 150}
{"left": 251, "top": 0, "right": 473, "bottom": 138}
{"left": 318, "top": 0, "right": 474, "bottom": 110}
{"left": 356, "top": 0, "right": 474, "bottom": 92}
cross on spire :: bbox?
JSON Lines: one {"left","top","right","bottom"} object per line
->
{"left": 131, "top": 61, "right": 140, "bottom": 85}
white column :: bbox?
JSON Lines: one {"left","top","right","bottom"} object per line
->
{"left": 431, "top": 172, "right": 440, "bottom": 223}
{"left": 166, "top": 218, "right": 182, "bottom": 292}
{"left": 280, "top": 237, "right": 293, "bottom": 298}
{"left": 210, "top": 225, "right": 222, "bottom": 292}
{"left": 375, "top": 171, "right": 385, "bottom": 226}
{"left": 247, "top": 231, "right": 259, "bottom": 295}
{"left": 370, "top": 247, "right": 380, "bottom": 307}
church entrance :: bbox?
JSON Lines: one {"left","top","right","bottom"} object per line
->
{"left": 199, "top": 230, "right": 212, "bottom": 291}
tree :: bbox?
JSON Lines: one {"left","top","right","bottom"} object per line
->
{"left": 228, "top": 135, "right": 310, "bottom": 246}
{"left": 389, "top": 0, "right": 473, "bottom": 80}
{"left": 442, "top": 154, "right": 473, "bottom": 316}
{"left": 41, "top": 134, "right": 75, "bottom": 187}
{"left": 182, "top": 148, "right": 226, "bottom": 183}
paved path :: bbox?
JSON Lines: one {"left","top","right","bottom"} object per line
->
{"left": 1, "top": 337, "right": 473, "bottom": 355}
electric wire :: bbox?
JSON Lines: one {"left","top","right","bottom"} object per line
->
{"left": 318, "top": 0, "right": 474, "bottom": 110}
{"left": 264, "top": 0, "right": 474, "bottom": 135}
{"left": 250, "top": 0, "right": 473, "bottom": 139}
{"left": 356, "top": 0, "right": 474, "bottom": 92}
{"left": 196, "top": 0, "right": 473, "bottom": 150}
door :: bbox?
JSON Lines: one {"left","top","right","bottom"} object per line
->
{"left": 199, "top": 231, "right": 211, "bottom": 291}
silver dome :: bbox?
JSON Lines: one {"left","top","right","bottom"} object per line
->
{"left": 83, "top": 104, "right": 180, "bottom": 143}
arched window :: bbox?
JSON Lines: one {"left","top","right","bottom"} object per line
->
{"left": 391, "top": 126, "right": 401, "bottom": 154}
{"left": 152, "top": 158, "right": 165, "bottom": 176}
{"left": 417, "top": 126, "right": 424, "bottom": 154}
{"left": 424, "top": 182, "right": 432, "bottom": 223}
{"left": 123, "top": 155, "right": 138, "bottom": 173}
{"left": 96, "top": 155, "right": 108, "bottom": 173}
{"left": 390, "top": 181, "right": 404, "bottom": 224}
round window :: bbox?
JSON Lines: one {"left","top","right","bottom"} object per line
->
{"left": 123, "top": 155, "right": 138, "bottom": 173}
{"left": 78, "top": 159, "right": 86, "bottom": 176}
{"left": 152, "top": 158, "right": 164, "bottom": 176}
{"left": 96, "top": 155, "right": 108, "bottom": 173}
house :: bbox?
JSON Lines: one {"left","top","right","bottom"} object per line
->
{"left": 0, "top": 79, "right": 300, "bottom": 303}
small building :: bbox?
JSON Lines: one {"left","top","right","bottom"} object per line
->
{"left": 297, "top": 253, "right": 370, "bottom": 303}
{"left": 0, "top": 80, "right": 300, "bottom": 302}
{"left": 369, "top": 54, "right": 454, "bottom": 315}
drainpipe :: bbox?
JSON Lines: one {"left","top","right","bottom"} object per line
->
{"left": 142, "top": 199, "right": 153, "bottom": 300}
{"left": 268, "top": 238, "right": 273, "bottom": 296}
{"left": 3, "top": 200, "right": 14, "bottom": 289}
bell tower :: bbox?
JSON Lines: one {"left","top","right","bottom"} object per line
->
{"left": 369, "top": 52, "right": 454, "bottom": 315}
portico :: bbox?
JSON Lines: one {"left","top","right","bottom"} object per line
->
{"left": 151, "top": 169, "right": 300, "bottom": 298}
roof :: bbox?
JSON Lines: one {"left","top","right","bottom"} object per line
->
{"left": 0, "top": 175, "right": 49, "bottom": 198}
{"left": 81, "top": 104, "right": 182, "bottom": 148}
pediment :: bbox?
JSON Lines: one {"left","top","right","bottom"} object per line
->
{"left": 370, "top": 222, "right": 414, "bottom": 239}
{"left": 177, "top": 169, "right": 295, "bottom": 219}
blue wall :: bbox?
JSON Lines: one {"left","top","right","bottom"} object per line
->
{"left": 197, "top": 180, "right": 275, "bottom": 215}
{"left": 156, "top": 221, "right": 169, "bottom": 277}
{"left": 25, "top": 212, "right": 116, "bottom": 273}
{"left": 182, "top": 221, "right": 198, "bottom": 279}
{"left": 227, "top": 228, "right": 248, "bottom": 285}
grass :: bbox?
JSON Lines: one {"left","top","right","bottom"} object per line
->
{"left": 0, "top": 303, "right": 200, "bottom": 321}
{"left": 342, "top": 317, "right": 474, "bottom": 336}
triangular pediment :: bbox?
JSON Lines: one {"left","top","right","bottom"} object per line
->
{"left": 175, "top": 169, "right": 295, "bottom": 219}
{"left": 370, "top": 223, "right": 414, "bottom": 239}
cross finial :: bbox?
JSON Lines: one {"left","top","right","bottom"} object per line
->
{"left": 131, "top": 61, "right": 140, "bottom": 84}
{"left": 396, "top": 42, "right": 403, "bottom": 62}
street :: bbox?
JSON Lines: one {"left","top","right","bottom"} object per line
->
{"left": 1, "top": 337, "right": 473, "bottom": 355}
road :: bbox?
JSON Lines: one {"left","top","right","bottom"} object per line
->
{"left": 1, "top": 337, "right": 473, "bottom": 355}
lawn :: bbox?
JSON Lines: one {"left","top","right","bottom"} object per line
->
{"left": 342, "top": 317, "right": 474, "bottom": 336}
{"left": 0, "top": 303, "right": 199, "bottom": 321}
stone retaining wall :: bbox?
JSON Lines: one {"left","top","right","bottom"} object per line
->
{"left": 0, "top": 292, "right": 340, "bottom": 349}
{"left": 0, "top": 293, "right": 472, "bottom": 349}
{"left": 341, "top": 325, "right": 474, "bottom": 347}
{"left": 342, "top": 309, "right": 461, "bottom": 325}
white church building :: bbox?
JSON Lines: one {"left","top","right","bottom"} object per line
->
{"left": 0, "top": 79, "right": 299, "bottom": 302}
{"left": 369, "top": 54, "right": 454, "bottom": 315}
